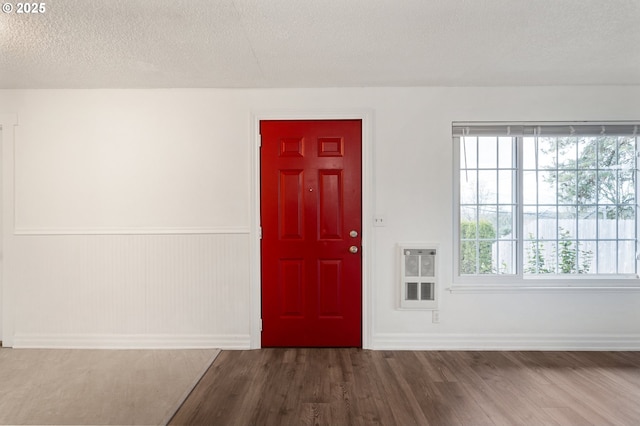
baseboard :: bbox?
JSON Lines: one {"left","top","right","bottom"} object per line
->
{"left": 10, "top": 333, "right": 251, "bottom": 349}
{"left": 13, "top": 332, "right": 639, "bottom": 351}
{"left": 371, "top": 333, "right": 640, "bottom": 351}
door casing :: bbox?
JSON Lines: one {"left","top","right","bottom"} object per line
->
{"left": 249, "top": 110, "right": 374, "bottom": 349}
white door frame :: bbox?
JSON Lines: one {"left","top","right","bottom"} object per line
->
{"left": 0, "top": 114, "right": 17, "bottom": 346}
{"left": 249, "top": 109, "right": 375, "bottom": 349}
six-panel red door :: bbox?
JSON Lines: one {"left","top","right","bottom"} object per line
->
{"left": 260, "top": 120, "right": 362, "bottom": 347}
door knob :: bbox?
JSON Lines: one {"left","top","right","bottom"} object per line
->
{"left": 349, "top": 246, "right": 359, "bottom": 254}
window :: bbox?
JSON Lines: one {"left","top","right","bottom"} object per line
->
{"left": 453, "top": 123, "right": 640, "bottom": 285}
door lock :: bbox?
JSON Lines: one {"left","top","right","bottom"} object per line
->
{"left": 349, "top": 230, "right": 358, "bottom": 238}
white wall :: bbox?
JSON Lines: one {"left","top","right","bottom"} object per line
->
{"left": 0, "top": 127, "right": 3, "bottom": 342}
{"left": 1, "top": 87, "right": 639, "bottom": 349}
{"left": 12, "top": 90, "right": 249, "bottom": 233}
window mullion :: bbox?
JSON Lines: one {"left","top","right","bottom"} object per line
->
{"left": 575, "top": 139, "right": 580, "bottom": 273}
{"left": 595, "top": 138, "right": 600, "bottom": 273}
{"left": 554, "top": 139, "right": 560, "bottom": 274}
{"left": 475, "top": 138, "right": 480, "bottom": 274}
{"left": 495, "top": 136, "right": 500, "bottom": 274}
{"left": 616, "top": 136, "right": 620, "bottom": 274}
{"left": 516, "top": 136, "right": 524, "bottom": 279}
{"left": 636, "top": 136, "right": 639, "bottom": 275}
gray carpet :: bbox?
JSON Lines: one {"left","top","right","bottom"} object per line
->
{"left": 0, "top": 348, "right": 219, "bottom": 425}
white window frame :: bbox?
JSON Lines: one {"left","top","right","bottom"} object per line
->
{"left": 452, "top": 122, "right": 640, "bottom": 291}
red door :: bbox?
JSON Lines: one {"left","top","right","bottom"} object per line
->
{"left": 260, "top": 120, "right": 362, "bottom": 347}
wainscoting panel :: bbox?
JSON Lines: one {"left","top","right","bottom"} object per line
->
{"left": 7, "top": 233, "right": 250, "bottom": 348}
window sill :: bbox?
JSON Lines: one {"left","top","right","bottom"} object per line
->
{"left": 448, "top": 284, "right": 640, "bottom": 293}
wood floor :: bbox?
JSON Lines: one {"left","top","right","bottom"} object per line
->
{"left": 169, "top": 349, "right": 640, "bottom": 426}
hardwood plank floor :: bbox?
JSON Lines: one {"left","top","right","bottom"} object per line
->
{"left": 169, "top": 349, "right": 640, "bottom": 426}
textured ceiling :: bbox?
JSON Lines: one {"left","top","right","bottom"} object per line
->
{"left": 0, "top": 0, "right": 639, "bottom": 88}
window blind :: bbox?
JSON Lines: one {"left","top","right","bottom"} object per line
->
{"left": 452, "top": 123, "right": 640, "bottom": 137}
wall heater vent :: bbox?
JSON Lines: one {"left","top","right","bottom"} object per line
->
{"left": 398, "top": 243, "right": 439, "bottom": 310}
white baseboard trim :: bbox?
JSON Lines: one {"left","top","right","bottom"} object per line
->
{"left": 11, "top": 333, "right": 251, "bottom": 350}
{"left": 371, "top": 333, "right": 640, "bottom": 351}
{"left": 13, "top": 332, "right": 639, "bottom": 351}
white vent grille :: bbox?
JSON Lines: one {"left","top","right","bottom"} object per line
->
{"left": 398, "top": 244, "right": 438, "bottom": 310}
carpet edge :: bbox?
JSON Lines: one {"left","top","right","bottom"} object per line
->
{"left": 161, "top": 349, "right": 221, "bottom": 426}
